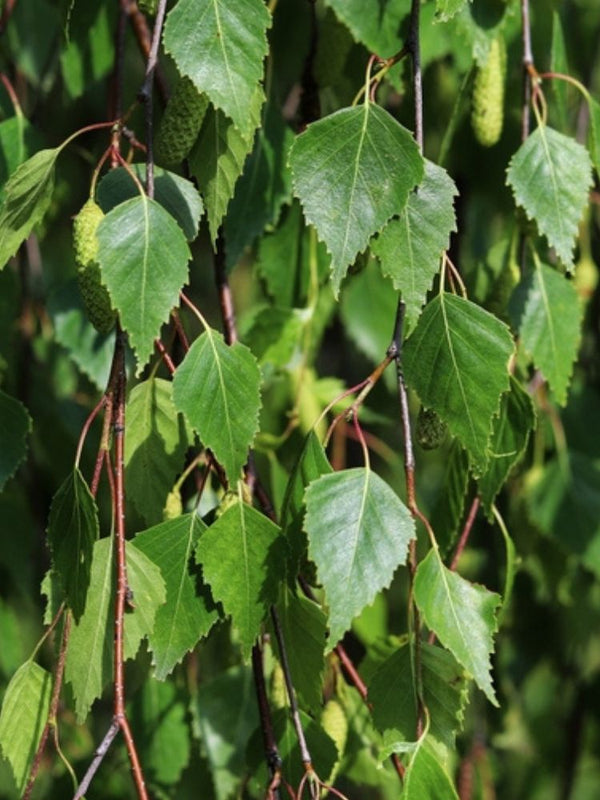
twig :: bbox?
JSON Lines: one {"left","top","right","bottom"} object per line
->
{"left": 0, "top": 0, "right": 16, "bottom": 35}
{"left": 520, "top": 0, "right": 534, "bottom": 141}
{"left": 252, "top": 642, "right": 282, "bottom": 799}
{"left": 449, "top": 497, "right": 480, "bottom": 572}
{"left": 72, "top": 720, "right": 120, "bottom": 800}
{"left": 139, "top": 0, "right": 168, "bottom": 198}
{"left": 214, "top": 230, "right": 238, "bottom": 344}
{"left": 119, "top": 0, "right": 168, "bottom": 104}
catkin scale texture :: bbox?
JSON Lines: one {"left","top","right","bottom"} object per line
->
{"left": 73, "top": 199, "right": 116, "bottom": 335}
{"left": 154, "top": 76, "right": 209, "bottom": 165}
{"left": 471, "top": 37, "right": 505, "bottom": 148}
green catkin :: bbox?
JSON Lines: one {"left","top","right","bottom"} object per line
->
{"left": 416, "top": 406, "right": 447, "bottom": 450}
{"left": 73, "top": 199, "right": 116, "bottom": 335}
{"left": 163, "top": 488, "right": 183, "bottom": 520}
{"left": 154, "top": 76, "right": 209, "bottom": 165}
{"left": 471, "top": 36, "right": 506, "bottom": 147}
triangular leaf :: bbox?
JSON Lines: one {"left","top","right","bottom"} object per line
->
{"left": 506, "top": 125, "right": 592, "bottom": 265}
{"left": 134, "top": 514, "right": 219, "bottom": 679}
{"left": 512, "top": 262, "right": 582, "bottom": 406}
{"left": 195, "top": 501, "right": 285, "bottom": 659}
{"left": 97, "top": 164, "right": 204, "bottom": 241}
{"left": 414, "top": 548, "right": 501, "bottom": 705}
{"left": 274, "top": 585, "right": 327, "bottom": 711}
{"left": 96, "top": 196, "right": 191, "bottom": 374}
{"left": 402, "top": 738, "right": 459, "bottom": 800}
{"left": 65, "top": 538, "right": 166, "bottom": 722}
{"left": 0, "top": 147, "right": 59, "bottom": 269}
{"left": 371, "top": 160, "right": 457, "bottom": 331}
{"left": 323, "top": 0, "right": 407, "bottom": 58}
{"left": 289, "top": 102, "right": 424, "bottom": 295}
{"left": 189, "top": 90, "right": 262, "bottom": 244}
{"left": 124, "top": 378, "right": 191, "bottom": 525}
{"left": 0, "top": 390, "right": 31, "bottom": 491}
{"left": 369, "top": 641, "right": 467, "bottom": 753}
{"left": 46, "top": 468, "right": 99, "bottom": 622}
{"left": 163, "top": 0, "right": 271, "bottom": 139}
{"left": 478, "top": 377, "right": 536, "bottom": 513}
{"left": 403, "top": 293, "right": 514, "bottom": 473}
{"left": 0, "top": 661, "right": 52, "bottom": 794}
{"left": 172, "top": 328, "right": 261, "bottom": 487}
{"left": 304, "top": 467, "right": 415, "bottom": 647}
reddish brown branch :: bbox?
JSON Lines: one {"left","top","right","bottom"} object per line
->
{"left": 0, "top": 0, "right": 16, "bottom": 35}
{"left": 450, "top": 497, "right": 480, "bottom": 572}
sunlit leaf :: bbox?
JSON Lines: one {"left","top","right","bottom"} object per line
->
{"left": 96, "top": 196, "right": 191, "bottom": 374}
{"left": 196, "top": 501, "right": 285, "bottom": 659}
{"left": 0, "top": 661, "right": 52, "bottom": 794}
{"left": 134, "top": 514, "right": 219, "bottom": 679}
{"left": 304, "top": 467, "right": 414, "bottom": 647}
{"left": 403, "top": 738, "right": 459, "bottom": 799}
{"left": 414, "top": 548, "right": 501, "bottom": 705}
{"left": 163, "top": 0, "right": 271, "bottom": 139}
{"left": 507, "top": 125, "right": 592, "bottom": 265}
{"left": 173, "top": 328, "right": 261, "bottom": 487}
{"left": 289, "top": 102, "right": 423, "bottom": 295}
{"left": 403, "top": 293, "right": 514, "bottom": 473}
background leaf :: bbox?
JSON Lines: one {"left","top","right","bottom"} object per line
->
{"left": 0, "top": 661, "right": 52, "bottom": 795}
{"left": 124, "top": 378, "right": 191, "bottom": 526}
{"left": 46, "top": 468, "right": 98, "bottom": 622}
{"left": 323, "top": 0, "right": 408, "bottom": 57}
{"left": 163, "top": 0, "right": 271, "bottom": 139}
{"left": 0, "top": 147, "right": 59, "bottom": 269}
{"left": 414, "top": 548, "right": 501, "bottom": 705}
{"left": 371, "top": 160, "right": 457, "bottom": 331}
{"left": 134, "top": 514, "right": 219, "bottom": 679}
{"left": 402, "top": 738, "right": 459, "bottom": 799}
{"left": 173, "top": 328, "right": 261, "bottom": 487}
{"left": 304, "top": 467, "right": 415, "bottom": 647}
{"left": 0, "top": 390, "right": 31, "bottom": 491}
{"left": 195, "top": 501, "right": 285, "bottom": 659}
{"left": 511, "top": 262, "right": 582, "bottom": 406}
{"left": 289, "top": 103, "right": 423, "bottom": 295}
{"left": 97, "top": 196, "right": 191, "bottom": 373}
{"left": 506, "top": 125, "right": 592, "bottom": 265}
{"left": 404, "top": 293, "right": 514, "bottom": 473}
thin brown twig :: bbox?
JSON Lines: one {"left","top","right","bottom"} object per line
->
{"left": 73, "top": 721, "right": 120, "bottom": 800}
{"left": 252, "top": 642, "right": 282, "bottom": 799}
{"left": 0, "top": 0, "right": 16, "bottom": 35}
{"left": 119, "top": 0, "right": 168, "bottom": 104}
{"left": 139, "top": 0, "right": 168, "bottom": 198}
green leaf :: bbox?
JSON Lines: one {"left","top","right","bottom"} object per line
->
{"left": 59, "top": 4, "right": 115, "bottom": 99}
{"left": 550, "top": 12, "right": 569, "bottom": 131}
{"left": 134, "top": 514, "right": 219, "bottom": 679}
{"left": 526, "top": 453, "right": 600, "bottom": 580}
{"left": 96, "top": 196, "right": 191, "bottom": 374}
{"left": 189, "top": 89, "right": 262, "bottom": 244}
{"left": 133, "top": 678, "right": 190, "bottom": 786}
{"left": 402, "top": 738, "right": 459, "bottom": 800}
{"left": 323, "top": 0, "right": 408, "bottom": 58}
{"left": 435, "top": 0, "right": 468, "bottom": 22}
{"left": 371, "top": 160, "right": 457, "bottom": 331}
{"left": 163, "top": 0, "right": 271, "bottom": 139}
{"left": 47, "top": 281, "right": 116, "bottom": 390}
{"left": 124, "top": 378, "right": 191, "bottom": 525}
{"left": 414, "top": 548, "right": 501, "bottom": 705}
{"left": 191, "top": 665, "right": 258, "bottom": 800}
{"left": 172, "top": 328, "right": 261, "bottom": 487}
{"left": 370, "top": 642, "right": 467, "bottom": 753}
{"left": 506, "top": 125, "right": 592, "bottom": 266}
{"left": 0, "top": 115, "right": 38, "bottom": 202}
{"left": 97, "top": 164, "right": 204, "bottom": 241}
{"left": 430, "top": 443, "right": 470, "bottom": 554}
{"left": 289, "top": 103, "right": 424, "bottom": 295}
{"left": 46, "top": 468, "right": 99, "bottom": 622}
{"left": 243, "top": 306, "right": 304, "bottom": 370}
{"left": 195, "top": 501, "right": 285, "bottom": 659}
{"left": 0, "top": 147, "right": 59, "bottom": 269}
{"left": 478, "top": 377, "right": 535, "bottom": 513}
{"left": 304, "top": 467, "right": 415, "bottom": 647}
{"left": 515, "top": 263, "right": 582, "bottom": 406}
{"left": 274, "top": 586, "right": 327, "bottom": 711}
{"left": 0, "top": 390, "right": 31, "bottom": 491}
{"left": 65, "top": 538, "right": 166, "bottom": 722}
{"left": 224, "top": 101, "right": 294, "bottom": 268}
{"left": 0, "top": 661, "right": 52, "bottom": 795}
{"left": 404, "top": 293, "right": 514, "bottom": 473}
{"left": 587, "top": 96, "right": 600, "bottom": 179}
